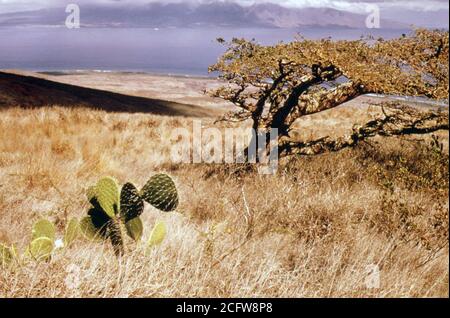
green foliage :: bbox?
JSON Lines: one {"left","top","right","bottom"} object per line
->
{"left": 32, "top": 219, "right": 56, "bottom": 241}
{"left": 87, "top": 186, "right": 97, "bottom": 204}
{"left": 82, "top": 173, "right": 178, "bottom": 256}
{"left": 0, "top": 243, "right": 14, "bottom": 267}
{"left": 120, "top": 182, "right": 144, "bottom": 222}
{"left": 0, "top": 174, "right": 180, "bottom": 262}
{"left": 28, "top": 237, "right": 54, "bottom": 261}
{"left": 79, "top": 216, "right": 105, "bottom": 242}
{"left": 95, "top": 177, "right": 120, "bottom": 218}
{"left": 107, "top": 219, "right": 124, "bottom": 256}
{"left": 85, "top": 179, "right": 123, "bottom": 255}
{"left": 125, "top": 217, "right": 143, "bottom": 242}
{"left": 141, "top": 174, "right": 179, "bottom": 212}
{"left": 1, "top": 218, "right": 83, "bottom": 266}
{"left": 147, "top": 221, "right": 166, "bottom": 250}
{"left": 64, "top": 218, "right": 80, "bottom": 247}
{"left": 87, "top": 207, "right": 110, "bottom": 236}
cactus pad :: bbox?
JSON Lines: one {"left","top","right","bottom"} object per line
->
{"left": 28, "top": 237, "right": 54, "bottom": 261}
{"left": 0, "top": 243, "right": 14, "bottom": 267}
{"left": 80, "top": 216, "right": 106, "bottom": 241}
{"left": 32, "top": 219, "right": 56, "bottom": 241}
{"left": 125, "top": 217, "right": 143, "bottom": 242}
{"left": 141, "top": 174, "right": 179, "bottom": 212}
{"left": 64, "top": 218, "right": 79, "bottom": 247}
{"left": 87, "top": 186, "right": 102, "bottom": 209}
{"left": 88, "top": 207, "right": 110, "bottom": 234}
{"left": 147, "top": 221, "right": 167, "bottom": 249}
{"left": 120, "top": 183, "right": 144, "bottom": 222}
{"left": 95, "top": 177, "right": 120, "bottom": 218}
{"left": 107, "top": 220, "right": 124, "bottom": 256}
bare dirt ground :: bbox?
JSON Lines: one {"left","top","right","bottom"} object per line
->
{"left": 0, "top": 71, "right": 448, "bottom": 297}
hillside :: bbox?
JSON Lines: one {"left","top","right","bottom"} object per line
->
{"left": 0, "top": 67, "right": 448, "bottom": 297}
{"left": 0, "top": 97, "right": 447, "bottom": 298}
{"left": 0, "top": 71, "right": 212, "bottom": 117}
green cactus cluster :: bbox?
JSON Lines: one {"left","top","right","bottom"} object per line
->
{"left": 0, "top": 217, "right": 80, "bottom": 267}
{"left": 80, "top": 174, "right": 178, "bottom": 256}
{"left": 28, "top": 217, "right": 81, "bottom": 261}
{"left": 0, "top": 173, "right": 177, "bottom": 266}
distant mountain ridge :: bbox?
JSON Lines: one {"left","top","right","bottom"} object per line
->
{"left": 0, "top": 2, "right": 407, "bottom": 29}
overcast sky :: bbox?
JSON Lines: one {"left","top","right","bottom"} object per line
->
{"left": 0, "top": 0, "right": 449, "bottom": 18}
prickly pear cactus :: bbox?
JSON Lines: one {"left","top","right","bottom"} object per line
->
{"left": 141, "top": 174, "right": 179, "bottom": 212}
{"left": 95, "top": 177, "right": 120, "bottom": 218}
{"left": 84, "top": 179, "right": 123, "bottom": 256}
{"left": 80, "top": 206, "right": 111, "bottom": 242}
{"left": 0, "top": 243, "right": 14, "bottom": 267}
{"left": 80, "top": 216, "right": 104, "bottom": 241}
{"left": 87, "top": 186, "right": 97, "bottom": 204}
{"left": 107, "top": 219, "right": 124, "bottom": 256}
{"left": 87, "top": 207, "right": 110, "bottom": 235}
{"left": 32, "top": 219, "right": 56, "bottom": 241}
{"left": 120, "top": 183, "right": 144, "bottom": 222}
{"left": 64, "top": 218, "right": 79, "bottom": 247}
{"left": 147, "top": 221, "right": 167, "bottom": 250}
{"left": 28, "top": 237, "right": 54, "bottom": 261}
{"left": 82, "top": 173, "right": 179, "bottom": 256}
{"left": 125, "top": 217, "right": 143, "bottom": 242}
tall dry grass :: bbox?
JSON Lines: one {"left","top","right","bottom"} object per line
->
{"left": 0, "top": 105, "right": 448, "bottom": 297}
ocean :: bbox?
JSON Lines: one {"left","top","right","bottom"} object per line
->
{"left": 0, "top": 26, "right": 410, "bottom": 76}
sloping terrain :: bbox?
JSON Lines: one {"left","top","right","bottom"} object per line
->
{"left": 0, "top": 69, "right": 448, "bottom": 297}
{"left": 0, "top": 104, "right": 448, "bottom": 297}
{"left": 0, "top": 71, "right": 212, "bottom": 117}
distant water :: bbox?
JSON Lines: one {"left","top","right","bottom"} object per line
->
{"left": 0, "top": 26, "right": 410, "bottom": 76}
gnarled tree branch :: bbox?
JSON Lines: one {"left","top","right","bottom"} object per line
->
{"left": 280, "top": 103, "right": 449, "bottom": 157}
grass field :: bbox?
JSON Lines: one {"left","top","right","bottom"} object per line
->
{"left": 0, "top": 73, "right": 448, "bottom": 298}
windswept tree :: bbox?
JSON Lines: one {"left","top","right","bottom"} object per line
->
{"left": 209, "top": 29, "right": 449, "bottom": 159}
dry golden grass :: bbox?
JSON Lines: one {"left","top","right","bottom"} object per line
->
{"left": 0, "top": 104, "right": 448, "bottom": 298}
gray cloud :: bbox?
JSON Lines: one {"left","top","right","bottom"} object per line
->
{"left": 0, "top": 0, "right": 448, "bottom": 15}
